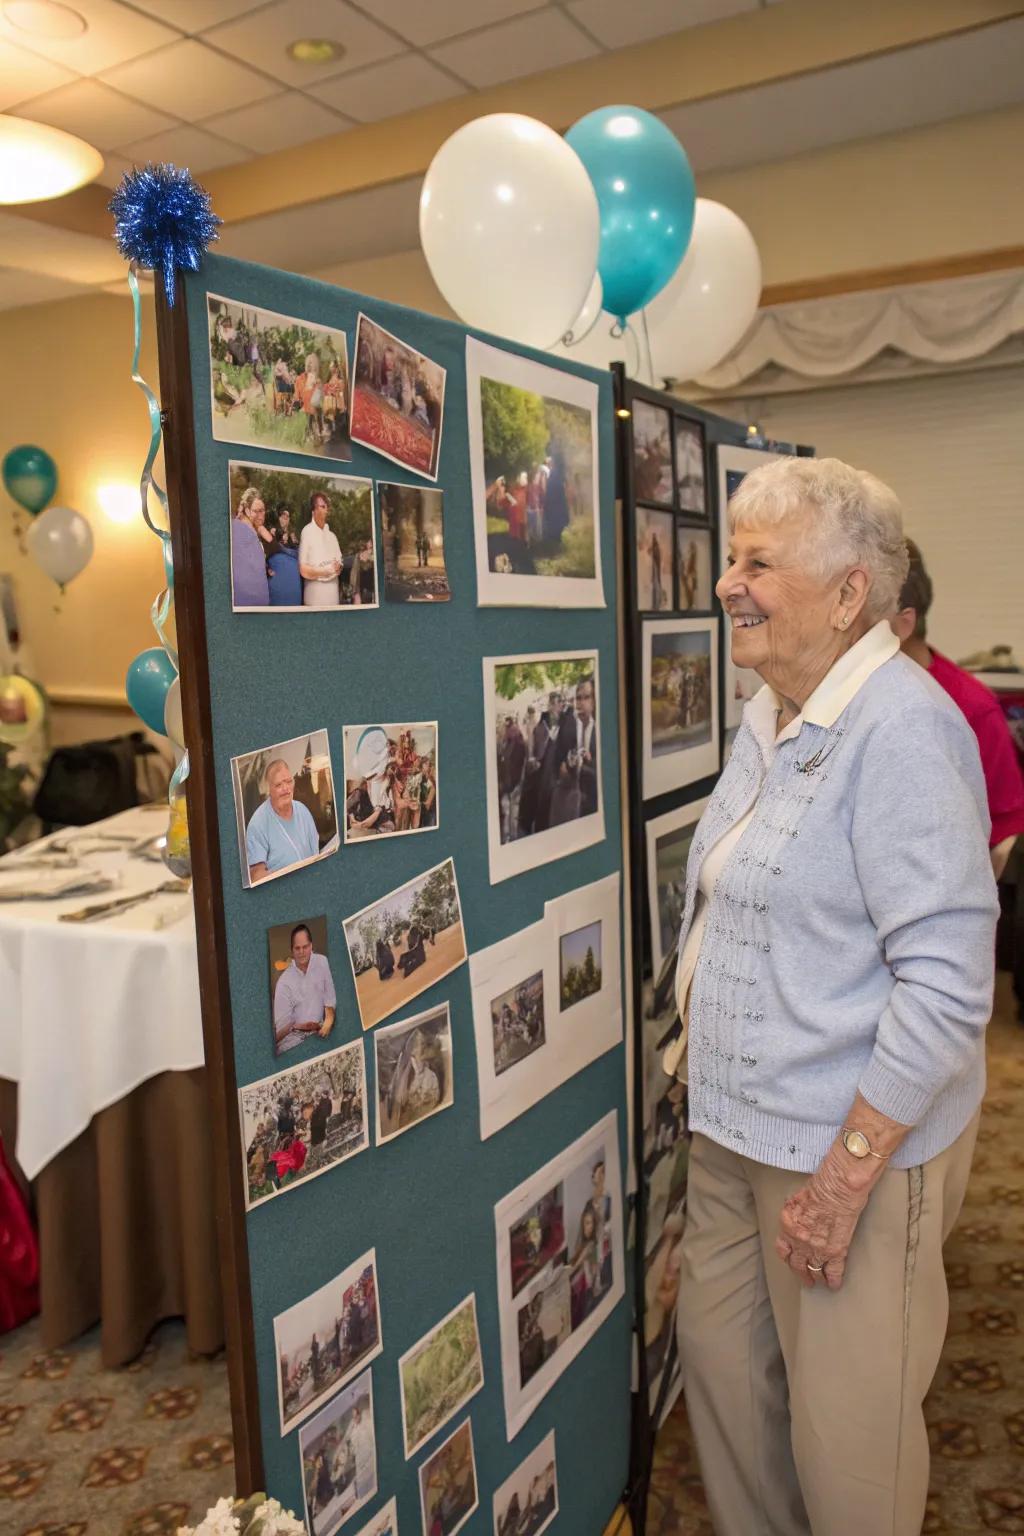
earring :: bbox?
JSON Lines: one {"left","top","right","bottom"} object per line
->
{"left": 841, "top": 615, "right": 850, "bottom": 627}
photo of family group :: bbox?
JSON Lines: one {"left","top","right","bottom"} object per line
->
{"left": 559, "top": 921, "right": 602, "bottom": 1013}
{"left": 485, "top": 651, "right": 602, "bottom": 884}
{"left": 229, "top": 461, "right": 376, "bottom": 612}
{"left": 418, "top": 1418, "right": 479, "bottom": 1536}
{"left": 379, "top": 482, "right": 450, "bottom": 603}
{"left": 642, "top": 619, "right": 720, "bottom": 798}
{"left": 342, "top": 723, "right": 438, "bottom": 842}
{"left": 267, "top": 914, "right": 335, "bottom": 1055}
{"left": 675, "top": 416, "right": 706, "bottom": 516}
{"left": 645, "top": 798, "right": 707, "bottom": 974}
{"left": 467, "top": 339, "right": 603, "bottom": 608}
{"left": 230, "top": 730, "right": 338, "bottom": 889}
{"left": 636, "top": 507, "right": 673, "bottom": 612}
{"left": 275, "top": 1250, "right": 382, "bottom": 1435}
{"left": 676, "top": 526, "right": 713, "bottom": 611}
{"left": 350, "top": 313, "right": 446, "bottom": 480}
{"left": 493, "top": 1430, "right": 558, "bottom": 1536}
{"left": 299, "top": 1368, "right": 376, "bottom": 1536}
{"left": 352, "top": 1497, "right": 397, "bottom": 1536}
{"left": 208, "top": 294, "right": 352, "bottom": 462}
{"left": 399, "top": 1292, "right": 484, "bottom": 1459}
{"left": 342, "top": 857, "right": 466, "bottom": 1030}
{"left": 374, "top": 1002, "right": 453, "bottom": 1146}
{"left": 490, "top": 970, "right": 545, "bottom": 1077}
{"left": 632, "top": 400, "right": 674, "bottom": 505}
{"left": 238, "top": 1038, "right": 367, "bottom": 1210}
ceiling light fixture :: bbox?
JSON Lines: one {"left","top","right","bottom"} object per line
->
{"left": 286, "top": 37, "right": 346, "bottom": 65}
{"left": 2, "top": 0, "right": 87, "bottom": 38}
{"left": 0, "top": 115, "right": 103, "bottom": 203}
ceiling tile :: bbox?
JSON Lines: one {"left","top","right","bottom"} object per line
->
{"left": 566, "top": 0, "right": 756, "bottom": 49}
{"left": 309, "top": 53, "right": 463, "bottom": 121}
{"left": 202, "top": 88, "right": 351, "bottom": 152}
{"left": 204, "top": 0, "right": 402, "bottom": 89}
{"left": 428, "top": 8, "right": 597, "bottom": 88}
{"left": 217, "top": 175, "right": 421, "bottom": 268}
{"left": 101, "top": 37, "right": 279, "bottom": 119}
{"left": 13, "top": 78, "right": 176, "bottom": 150}
{"left": 128, "top": 0, "right": 266, "bottom": 31}
{"left": 361, "top": 0, "right": 544, "bottom": 49}
{"left": 94, "top": 150, "right": 134, "bottom": 188}
{"left": 0, "top": 265, "right": 90, "bottom": 309}
{"left": 117, "top": 122, "right": 252, "bottom": 172}
{"left": 0, "top": 35, "right": 76, "bottom": 108}
{"left": 0, "top": 0, "right": 180, "bottom": 74}
{"left": 0, "top": 211, "right": 126, "bottom": 283}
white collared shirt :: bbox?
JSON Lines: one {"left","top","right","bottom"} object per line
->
{"left": 298, "top": 519, "right": 341, "bottom": 574}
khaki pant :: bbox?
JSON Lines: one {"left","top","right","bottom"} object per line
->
{"left": 677, "top": 1118, "right": 978, "bottom": 1536}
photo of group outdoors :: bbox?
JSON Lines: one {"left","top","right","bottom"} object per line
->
{"left": 230, "top": 730, "right": 338, "bottom": 889}
{"left": 275, "top": 1249, "right": 382, "bottom": 1435}
{"left": 374, "top": 1002, "right": 453, "bottom": 1146}
{"left": 299, "top": 1368, "right": 376, "bottom": 1536}
{"left": 674, "top": 416, "right": 707, "bottom": 515}
{"left": 418, "top": 1418, "right": 479, "bottom": 1536}
{"left": 559, "top": 921, "right": 602, "bottom": 1013}
{"left": 642, "top": 619, "right": 720, "bottom": 798}
{"left": 229, "top": 461, "right": 376, "bottom": 611}
{"left": 492, "top": 1430, "right": 558, "bottom": 1536}
{"left": 632, "top": 399, "right": 673, "bottom": 505}
{"left": 379, "top": 482, "right": 450, "bottom": 602}
{"left": 341, "top": 723, "right": 438, "bottom": 842}
{"left": 352, "top": 1497, "right": 398, "bottom": 1536}
{"left": 398, "top": 1292, "right": 484, "bottom": 1459}
{"left": 467, "top": 339, "right": 603, "bottom": 608}
{"left": 342, "top": 857, "right": 466, "bottom": 1030}
{"left": 676, "top": 526, "right": 713, "bottom": 612}
{"left": 636, "top": 507, "right": 673, "bottom": 612}
{"left": 495, "top": 1112, "right": 623, "bottom": 1437}
{"left": 238, "top": 1038, "right": 367, "bottom": 1210}
{"left": 350, "top": 313, "right": 446, "bottom": 480}
{"left": 645, "top": 797, "right": 708, "bottom": 974}
{"left": 267, "top": 914, "right": 336, "bottom": 1055}
{"left": 484, "top": 651, "right": 603, "bottom": 884}
{"left": 207, "top": 294, "right": 352, "bottom": 461}
{"left": 490, "top": 969, "right": 545, "bottom": 1077}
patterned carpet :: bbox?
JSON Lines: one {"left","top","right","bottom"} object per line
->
{"left": 648, "top": 972, "right": 1024, "bottom": 1536}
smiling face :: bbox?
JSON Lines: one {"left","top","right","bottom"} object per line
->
{"left": 267, "top": 760, "right": 294, "bottom": 816}
{"left": 291, "top": 927, "right": 313, "bottom": 971}
{"left": 312, "top": 494, "right": 329, "bottom": 528}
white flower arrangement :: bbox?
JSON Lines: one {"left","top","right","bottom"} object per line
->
{"left": 178, "top": 1494, "right": 306, "bottom": 1536}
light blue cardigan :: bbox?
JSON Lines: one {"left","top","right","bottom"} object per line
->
{"left": 679, "top": 649, "right": 998, "bottom": 1173}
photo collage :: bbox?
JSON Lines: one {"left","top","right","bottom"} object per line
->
{"left": 212, "top": 286, "right": 624, "bottom": 1535}
{"left": 631, "top": 398, "right": 711, "bottom": 615}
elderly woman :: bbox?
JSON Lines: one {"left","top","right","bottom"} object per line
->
{"left": 666, "top": 457, "right": 997, "bottom": 1536}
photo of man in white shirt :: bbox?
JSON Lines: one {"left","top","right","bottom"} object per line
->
{"left": 298, "top": 491, "right": 342, "bottom": 607}
{"left": 272, "top": 921, "right": 337, "bottom": 1054}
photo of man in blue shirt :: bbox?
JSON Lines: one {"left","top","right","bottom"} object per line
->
{"left": 246, "top": 757, "right": 321, "bottom": 883}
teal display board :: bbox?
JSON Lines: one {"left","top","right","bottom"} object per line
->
{"left": 172, "top": 252, "right": 629, "bottom": 1533}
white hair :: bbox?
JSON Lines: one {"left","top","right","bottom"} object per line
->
{"left": 728, "top": 456, "right": 909, "bottom": 621}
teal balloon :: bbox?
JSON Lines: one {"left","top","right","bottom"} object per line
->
{"left": 566, "top": 106, "right": 695, "bottom": 321}
{"left": 2, "top": 444, "right": 57, "bottom": 515}
{"left": 126, "top": 648, "right": 177, "bottom": 736}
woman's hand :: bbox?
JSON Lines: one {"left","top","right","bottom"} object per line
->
{"left": 774, "top": 1156, "right": 874, "bottom": 1291}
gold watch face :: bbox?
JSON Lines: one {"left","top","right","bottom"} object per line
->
{"left": 843, "top": 1129, "right": 870, "bottom": 1159}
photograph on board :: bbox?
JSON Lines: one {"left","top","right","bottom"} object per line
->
{"left": 208, "top": 293, "right": 352, "bottom": 462}
{"left": 717, "top": 443, "right": 786, "bottom": 727}
{"left": 352, "top": 1498, "right": 398, "bottom": 1536}
{"left": 644, "top": 1152, "right": 687, "bottom": 1423}
{"left": 379, "top": 481, "right": 450, "bottom": 602}
{"left": 558, "top": 920, "right": 602, "bottom": 1013}
{"left": 632, "top": 399, "right": 673, "bottom": 505}
{"left": 675, "top": 525, "right": 713, "bottom": 612}
{"left": 495, "top": 1110, "right": 624, "bottom": 1438}
{"left": 267, "top": 915, "right": 336, "bottom": 1055}
{"left": 641, "top": 619, "right": 720, "bottom": 800}
{"left": 635, "top": 506, "right": 673, "bottom": 613}
{"left": 418, "top": 1417, "right": 479, "bottom": 1536}
{"left": 644, "top": 797, "right": 708, "bottom": 976}
{"left": 239, "top": 1037, "right": 367, "bottom": 1210}
{"left": 299, "top": 1367, "right": 376, "bottom": 1536}
{"left": 275, "top": 1250, "right": 381, "bottom": 1435}
{"left": 342, "top": 857, "right": 467, "bottom": 1031}
{"left": 492, "top": 1430, "right": 558, "bottom": 1536}
{"left": 374, "top": 1001, "right": 453, "bottom": 1146}
{"left": 484, "top": 651, "right": 603, "bottom": 885}
{"left": 674, "top": 416, "right": 706, "bottom": 516}
{"left": 350, "top": 313, "right": 445, "bottom": 481}
{"left": 466, "top": 337, "right": 604, "bottom": 609}
{"left": 398, "top": 1292, "right": 484, "bottom": 1460}
{"left": 342, "top": 723, "right": 438, "bottom": 842}
{"left": 229, "top": 461, "right": 376, "bottom": 612}
{"left": 230, "top": 730, "right": 338, "bottom": 889}
{"left": 490, "top": 969, "right": 545, "bottom": 1077}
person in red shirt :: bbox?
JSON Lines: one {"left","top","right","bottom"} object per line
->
{"left": 893, "top": 539, "right": 1024, "bottom": 878}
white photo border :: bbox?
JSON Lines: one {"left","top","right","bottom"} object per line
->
{"left": 273, "top": 1246, "right": 382, "bottom": 1437}
{"left": 230, "top": 728, "right": 340, "bottom": 891}
{"left": 373, "top": 1000, "right": 454, "bottom": 1148}
{"left": 297, "top": 1365, "right": 377, "bottom": 1536}
{"left": 644, "top": 797, "right": 710, "bottom": 977}
{"left": 641, "top": 618, "right": 720, "bottom": 800}
{"left": 417, "top": 1416, "right": 479, "bottom": 1536}
{"left": 351, "top": 1496, "right": 398, "bottom": 1536}
{"left": 491, "top": 1429, "right": 558, "bottom": 1536}
{"left": 350, "top": 311, "right": 446, "bottom": 483}
{"left": 398, "top": 1290, "right": 484, "bottom": 1460}
{"left": 341, "top": 720, "right": 439, "bottom": 845}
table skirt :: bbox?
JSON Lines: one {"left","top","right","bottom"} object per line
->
{"left": 0, "top": 1069, "right": 224, "bottom": 1368}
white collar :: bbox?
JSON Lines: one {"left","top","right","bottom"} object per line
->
{"left": 745, "top": 620, "right": 899, "bottom": 749}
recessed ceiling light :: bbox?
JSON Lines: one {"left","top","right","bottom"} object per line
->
{"left": 2, "top": 0, "right": 87, "bottom": 39}
{"left": 286, "top": 37, "right": 346, "bottom": 65}
{"left": 0, "top": 114, "right": 103, "bottom": 203}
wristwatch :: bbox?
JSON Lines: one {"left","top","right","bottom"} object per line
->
{"left": 841, "top": 1127, "right": 890, "bottom": 1161}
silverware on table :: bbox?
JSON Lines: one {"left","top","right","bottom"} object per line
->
{"left": 58, "top": 880, "right": 192, "bottom": 924}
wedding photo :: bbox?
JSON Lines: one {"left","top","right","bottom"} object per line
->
{"left": 379, "top": 482, "right": 450, "bottom": 602}
{"left": 266, "top": 914, "right": 336, "bottom": 1056}
{"left": 632, "top": 400, "right": 673, "bottom": 505}
{"left": 642, "top": 619, "right": 720, "bottom": 798}
{"left": 492, "top": 1430, "right": 558, "bottom": 1536}
{"left": 490, "top": 970, "right": 545, "bottom": 1077}
{"left": 399, "top": 1292, "right": 484, "bottom": 1458}
{"left": 208, "top": 293, "right": 352, "bottom": 461}
{"left": 418, "top": 1418, "right": 479, "bottom": 1536}
{"left": 350, "top": 313, "right": 445, "bottom": 480}
{"left": 342, "top": 722, "right": 438, "bottom": 842}
{"left": 374, "top": 1002, "right": 453, "bottom": 1145}
{"left": 675, "top": 526, "right": 713, "bottom": 612}
{"left": 342, "top": 857, "right": 467, "bottom": 1030}
{"left": 274, "top": 1250, "right": 382, "bottom": 1434}
{"left": 230, "top": 730, "right": 338, "bottom": 889}
{"left": 636, "top": 507, "right": 674, "bottom": 612}
{"left": 298, "top": 1368, "right": 377, "bottom": 1536}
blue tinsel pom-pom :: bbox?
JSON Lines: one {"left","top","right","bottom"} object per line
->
{"left": 109, "top": 163, "right": 221, "bottom": 306}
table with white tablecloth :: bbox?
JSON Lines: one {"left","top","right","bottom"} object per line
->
{"left": 0, "top": 806, "right": 223, "bottom": 1364}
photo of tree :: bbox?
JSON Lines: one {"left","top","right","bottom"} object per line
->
{"left": 342, "top": 858, "right": 467, "bottom": 1030}
{"left": 399, "top": 1293, "right": 484, "bottom": 1458}
{"left": 379, "top": 482, "right": 450, "bottom": 602}
{"left": 559, "top": 921, "right": 602, "bottom": 1012}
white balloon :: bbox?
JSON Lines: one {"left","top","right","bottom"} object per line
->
{"left": 164, "top": 674, "right": 184, "bottom": 749}
{"left": 420, "top": 113, "right": 599, "bottom": 350}
{"left": 26, "top": 505, "right": 94, "bottom": 587}
{"left": 559, "top": 272, "right": 603, "bottom": 346}
{"left": 645, "top": 199, "right": 762, "bottom": 382}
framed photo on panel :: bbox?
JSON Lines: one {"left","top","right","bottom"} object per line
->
{"left": 716, "top": 444, "right": 786, "bottom": 729}
{"left": 673, "top": 416, "right": 706, "bottom": 518}
{"left": 641, "top": 619, "right": 720, "bottom": 800}
{"left": 632, "top": 400, "right": 674, "bottom": 507}
{"left": 674, "top": 524, "right": 713, "bottom": 612}
{"left": 644, "top": 797, "right": 710, "bottom": 976}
